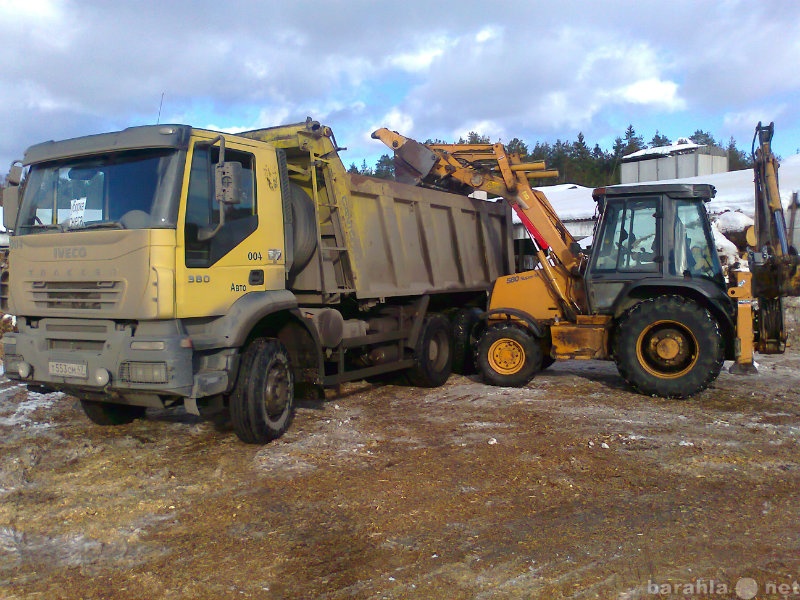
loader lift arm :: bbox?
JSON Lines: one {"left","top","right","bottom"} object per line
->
{"left": 372, "top": 128, "right": 586, "bottom": 319}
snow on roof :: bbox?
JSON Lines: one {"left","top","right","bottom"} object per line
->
{"left": 531, "top": 153, "right": 800, "bottom": 222}
{"left": 623, "top": 138, "right": 701, "bottom": 160}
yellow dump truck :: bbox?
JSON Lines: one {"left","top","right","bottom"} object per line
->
{"left": 1, "top": 119, "right": 513, "bottom": 442}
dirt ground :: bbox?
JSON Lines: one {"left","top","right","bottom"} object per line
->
{"left": 1, "top": 348, "right": 800, "bottom": 600}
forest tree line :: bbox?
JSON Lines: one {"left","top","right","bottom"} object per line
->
{"left": 348, "top": 125, "right": 755, "bottom": 188}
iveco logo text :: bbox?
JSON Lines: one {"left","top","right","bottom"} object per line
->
{"left": 54, "top": 247, "right": 87, "bottom": 259}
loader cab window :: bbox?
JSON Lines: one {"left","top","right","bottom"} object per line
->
{"left": 670, "top": 199, "right": 723, "bottom": 282}
{"left": 591, "top": 197, "right": 660, "bottom": 273}
{"left": 184, "top": 143, "right": 257, "bottom": 267}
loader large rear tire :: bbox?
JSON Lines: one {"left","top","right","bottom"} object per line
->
{"left": 614, "top": 296, "right": 723, "bottom": 398}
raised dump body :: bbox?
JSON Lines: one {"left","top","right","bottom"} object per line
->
{"left": 238, "top": 123, "right": 512, "bottom": 301}
{"left": 2, "top": 119, "right": 513, "bottom": 442}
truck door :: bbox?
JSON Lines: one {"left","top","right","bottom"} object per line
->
{"left": 176, "top": 136, "right": 286, "bottom": 318}
{"left": 585, "top": 196, "right": 662, "bottom": 313}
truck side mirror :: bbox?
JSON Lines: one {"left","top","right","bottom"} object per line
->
{"left": 3, "top": 163, "right": 23, "bottom": 231}
{"left": 198, "top": 161, "right": 243, "bottom": 242}
{"left": 215, "top": 161, "right": 242, "bottom": 205}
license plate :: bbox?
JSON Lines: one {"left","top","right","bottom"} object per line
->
{"left": 49, "top": 361, "right": 88, "bottom": 379}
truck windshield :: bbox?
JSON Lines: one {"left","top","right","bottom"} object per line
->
{"left": 16, "top": 149, "right": 184, "bottom": 234}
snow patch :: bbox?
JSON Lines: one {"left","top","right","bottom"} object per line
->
{"left": 0, "top": 391, "right": 63, "bottom": 428}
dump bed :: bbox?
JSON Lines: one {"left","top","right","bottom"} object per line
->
{"left": 241, "top": 121, "right": 514, "bottom": 301}
{"left": 342, "top": 173, "right": 512, "bottom": 298}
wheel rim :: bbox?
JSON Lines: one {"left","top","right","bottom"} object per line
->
{"left": 264, "top": 362, "right": 290, "bottom": 419}
{"left": 488, "top": 338, "right": 526, "bottom": 375}
{"left": 635, "top": 320, "right": 699, "bottom": 379}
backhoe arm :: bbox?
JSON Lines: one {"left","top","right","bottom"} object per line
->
{"left": 752, "top": 121, "right": 789, "bottom": 255}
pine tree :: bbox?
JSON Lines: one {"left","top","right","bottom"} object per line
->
{"left": 650, "top": 130, "right": 671, "bottom": 148}
{"left": 571, "top": 132, "right": 591, "bottom": 161}
{"left": 612, "top": 136, "right": 626, "bottom": 158}
{"left": 726, "top": 136, "right": 752, "bottom": 170}
{"left": 458, "top": 131, "right": 491, "bottom": 144}
{"left": 623, "top": 125, "right": 644, "bottom": 155}
{"left": 373, "top": 154, "right": 395, "bottom": 180}
{"left": 689, "top": 130, "right": 717, "bottom": 147}
{"left": 506, "top": 137, "right": 529, "bottom": 158}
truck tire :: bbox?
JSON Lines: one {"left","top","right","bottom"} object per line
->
{"left": 230, "top": 338, "right": 294, "bottom": 443}
{"left": 614, "top": 295, "right": 724, "bottom": 398}
{"left": 477, "top": 323, "right": 542, "bottom": 387}
{"left": 450, "top": 307, "right": 482, "bottom": 375}
{"left": 80, "top": 400, "right": 146, "bottom": 426}
{"left": 407, "top": 313, "right": 453, "bottom": 387}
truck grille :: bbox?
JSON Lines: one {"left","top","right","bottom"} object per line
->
{"left": 28, "top": 281, "right": 123, "bottom": 311}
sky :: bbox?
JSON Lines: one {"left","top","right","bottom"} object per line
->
{"left": 1, "top": 0, "right": 799, "bottom": 177}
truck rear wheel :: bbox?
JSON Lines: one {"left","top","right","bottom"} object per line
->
{"left": 614, "top": 296, "right": 724, "bottom": 398}
{"left": 80, "top": 400, "right": 146, "bottom": 426}
{"left": 450, "top": 307, "right": 482, "bottom": 375}
{"left": 407, "top": 314, "right": 453, "bottom": 387}
{"left": 477, "top": 323, "right": 542, "bottom": 387}
{"left": 230, "top": 338, "right": 294, "bottom": 443}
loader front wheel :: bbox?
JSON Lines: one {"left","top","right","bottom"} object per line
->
{"left": 614, "top": 296, "right": 723, "bottom": 398}
{"left": 230, "top": 338, "right": 294, "bottom": 443}
{"left": 477, "top": 323, "right": 542, "bottom": 387}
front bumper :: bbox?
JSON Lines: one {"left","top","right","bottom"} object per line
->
{"left": 3, "top": 318, "right": 195, "bottom": 401}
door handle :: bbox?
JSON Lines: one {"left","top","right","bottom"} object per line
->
{"left": 249, "top": 270, "right": 264, "bottom": 286}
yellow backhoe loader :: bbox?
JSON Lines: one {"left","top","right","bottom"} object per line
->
{"left": 373, "top": 122, "right": 799, "bottom": 397}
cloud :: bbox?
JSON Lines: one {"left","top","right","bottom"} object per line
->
{"left": 616, "top": 78, "right": 686, "bottom": 111}
{"left": 2, "top": 0, "right": 800, "bottom": 172}
{"left": 386, "top": 37, "right": 453, "bottom": 73}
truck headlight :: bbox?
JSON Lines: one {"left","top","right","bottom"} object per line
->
{"left": 119, "top": 361, "right": 168, "bottom": 384}
{"left": 17, "top": 361, "right": 32, "bottom": 379}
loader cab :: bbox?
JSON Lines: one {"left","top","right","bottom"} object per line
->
{"left": 585, "top": 183, "right": 724, "bottom": 314}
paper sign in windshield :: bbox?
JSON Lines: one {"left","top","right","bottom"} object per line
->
{"left": 69, "top": 198, "right": 86, "bottom": 228}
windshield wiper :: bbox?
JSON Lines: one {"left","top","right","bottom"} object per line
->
{"left": 31, "top": 223, "right": 65, "bottom": 232}
{"left": 78, "top": 221, "right": 125, "bottom": 230}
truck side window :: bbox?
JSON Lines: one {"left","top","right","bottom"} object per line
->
{"left": 185, "top": 144, "right": 257, "bottom": 267}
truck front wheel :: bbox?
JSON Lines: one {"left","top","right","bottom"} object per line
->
{"left": 614, "top": 296, "right": 724, "bottom": 398}
{"left": 230, "top": 338, "right": 294, "bottom": 443}
{"left": 80, "top": 400, "right": 146, "bottom": 426}
{"left": 477, "top": 323, "right": 542, "bottom": 387}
